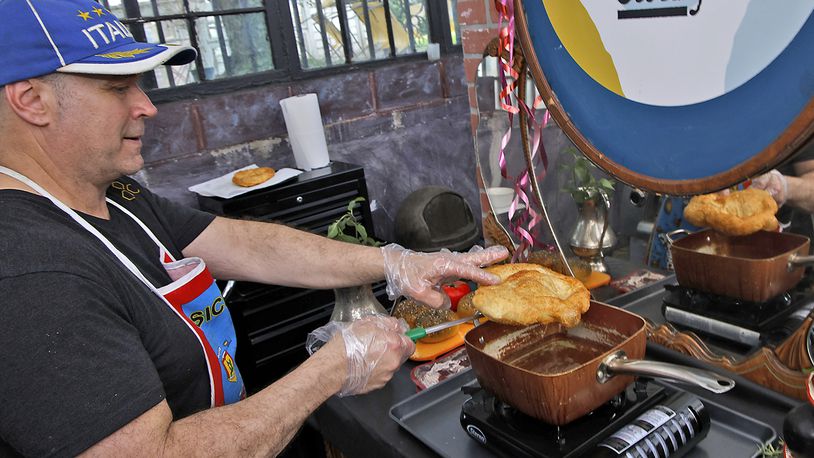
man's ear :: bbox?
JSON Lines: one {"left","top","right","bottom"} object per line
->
{"left": 3, "top": 80, "right": 54, "bottom": 127}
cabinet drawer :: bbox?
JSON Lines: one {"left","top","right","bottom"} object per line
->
{"left": 230, "top": 287, "right": 334, "bottom": 334}
{"left": 228, "top": 282, "right": 389, "bottom": 336}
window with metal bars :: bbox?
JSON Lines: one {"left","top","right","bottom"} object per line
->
{"left": 100, "top": 0, "right": 460, "bottom": 94}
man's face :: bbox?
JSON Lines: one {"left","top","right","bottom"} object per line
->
{"left": 44, "top": 73, "right": 157, "bottom": 184}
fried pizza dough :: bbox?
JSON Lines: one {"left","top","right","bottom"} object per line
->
{"left": 683, "top": 188, "right": 779, "bottom": 236}
{"left": 472, "top": 263, "right": 590, "bottom": 328}
{"left": 232, "top": 167, "right": 276, "bottom": 187}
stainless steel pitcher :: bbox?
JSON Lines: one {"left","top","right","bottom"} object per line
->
{"left": 569, "top": 190, "right": 616, "bottom": 273}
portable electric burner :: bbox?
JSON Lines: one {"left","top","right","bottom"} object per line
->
{"left": 460, "top": 380, "right": 709, "bottom": 458}
{"left": 661, "top": 284, "right": 804, "bottom": 347}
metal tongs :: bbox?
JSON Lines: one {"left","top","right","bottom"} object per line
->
{"left": 405, "top": 312, "right": 484, "bottom": 342}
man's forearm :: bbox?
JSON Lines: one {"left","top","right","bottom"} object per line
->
{"left": 83, "top": 339, "right": 346, "bottom": 458}
{"left": 185, "top": 217, "right": 385, "bottom": 289}
{"left": 164, "top": 343, "right": 344, "bottom": 457}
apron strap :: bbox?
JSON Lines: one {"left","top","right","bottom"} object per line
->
{"left": 106, "top": 198, "right": 176, "bottom": 263}
{"left": 0, "top": 166, "right": 159, "bottom": 291}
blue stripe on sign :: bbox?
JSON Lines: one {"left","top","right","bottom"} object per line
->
{"left": 522, "top": 1, "right": 814, "bottom": 180}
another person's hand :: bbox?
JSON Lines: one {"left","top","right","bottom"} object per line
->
{"left": 306, "top": 315, "right": 414, "bottom": 396}
{"left": 750, "top": 169, "right": 788, "bottom": 206}
{"left": 381, "top": 244, "right": 509, "bottom": 308}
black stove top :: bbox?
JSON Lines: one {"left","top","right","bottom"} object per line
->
{"left": 663, "top": 284, "right": 796, "bottom": 330}
{"left": 460, "top": 380, "right": 708, "bottom": 458}
{"left": 660, "top": 283, "right": 814, "bottom": 347}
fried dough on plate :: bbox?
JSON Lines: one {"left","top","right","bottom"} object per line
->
{"left": 232, "top": 167, "right": 276, "bottom": 187}
{"left": 683, "top": 188, "right": 778, "bottom": 236}
{"left": 472, "top": 263, "right": 590, "bottom": 328}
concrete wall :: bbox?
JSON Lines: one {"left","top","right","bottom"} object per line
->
{"left": 136, "top": 55, "right": 480, "bottom": 242}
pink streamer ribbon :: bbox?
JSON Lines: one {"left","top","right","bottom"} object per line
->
{"left": 493, "top": 0, "right": 549, "bottom": 260}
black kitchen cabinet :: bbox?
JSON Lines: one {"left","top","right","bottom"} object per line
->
{"left": 197, "top": 161, "right": 388, "bottom": 394}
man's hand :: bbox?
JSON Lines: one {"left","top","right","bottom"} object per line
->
{"left": 750, "top": 169, "right": 788, "bottom": 206}
{"left": 381, "top": 244, "right": 509, "bottom": 308}
{"left": 307, "top": 315, "right": 415, "bottom": 396}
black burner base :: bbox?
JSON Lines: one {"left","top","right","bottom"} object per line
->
{"left": 460, "top": 381, "right": 669, "bottom": 457}
{"left": 662, "top": 285, "right": 796, "bottom": 332}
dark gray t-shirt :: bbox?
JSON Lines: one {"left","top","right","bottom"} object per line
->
{"left": 0, "top": 177, "right": 216, "bottom": 457}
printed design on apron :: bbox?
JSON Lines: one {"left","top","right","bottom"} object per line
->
{"left": 154, "top": 254, "right": 244, "bottom": 405}
{"left": 0, "top": 167, "right": 244, "bottom": 407}
{"left": 109, "top": 199, "right": 245, "bottom": 405}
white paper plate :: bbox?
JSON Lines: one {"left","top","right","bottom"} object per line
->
{"left": 188, "top": 165, "right": 303, "bottom": 199}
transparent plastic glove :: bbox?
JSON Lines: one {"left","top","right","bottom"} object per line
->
{"left": 305, "top": 315, "right": 414, "bottom": 397}
{"left": 381, "top": 244, "right": 509, "bottom": 308}
{"left": 750, "top": 169, "right": 788, "bottom": 207}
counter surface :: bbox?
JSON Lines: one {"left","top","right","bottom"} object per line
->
{"left": 311, "top": 258, "right": 803, "bottom": 457}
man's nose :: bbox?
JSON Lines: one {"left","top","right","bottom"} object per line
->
{"left": 132, "top": 86, "right": 158, "bottom": 118}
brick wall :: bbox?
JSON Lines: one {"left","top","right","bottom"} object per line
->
{"left": 457, "top": 0, "right": 501, "bottom": 135}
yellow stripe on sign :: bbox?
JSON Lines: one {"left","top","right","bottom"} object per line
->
{"left": 543, "top": 0, "right": 623, "bottom": 97}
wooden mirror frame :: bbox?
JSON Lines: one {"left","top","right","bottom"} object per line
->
{"left": 513, "top": 0, "right": 814, "bottom": 195}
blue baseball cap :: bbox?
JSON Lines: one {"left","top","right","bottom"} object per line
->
{"left": 0, "top": 0, "right": 197, "bottom": 86}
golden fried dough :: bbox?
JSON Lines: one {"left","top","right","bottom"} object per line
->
{"left": 232, "top": 167, "right": 276, "bottom": 187}
{"left": 472, "top": 263, "right": 590, "bottom": 328}
{"left": 683, "top": 188, "right": 778, "bottom": 236}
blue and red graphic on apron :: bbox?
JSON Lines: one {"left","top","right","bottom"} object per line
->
{"left": 159, "top": 254, "right": 245, "bottom": 406}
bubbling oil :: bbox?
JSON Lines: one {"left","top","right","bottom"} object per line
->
{"left": 504, "top": 333, "right": 613, "bottom": 374}
{"left": 480, "top": 321, "right": 625, "bottom": 375}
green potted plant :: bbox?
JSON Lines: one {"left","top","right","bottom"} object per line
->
{"left": 326, "top": 197, "right": 387, "bottom": 321}
{"left": 560, "top": 147, "right": 616, "bottom": 204}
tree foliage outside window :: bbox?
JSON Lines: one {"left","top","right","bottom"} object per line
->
{"left": 100, "top": 0, "right": 459, "bottom": 92}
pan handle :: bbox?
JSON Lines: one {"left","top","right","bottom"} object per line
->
{"left": 663, "top": 229, "right": 691, "bottom": 247}
{"left": 597, "top": 351, "right": 735, "bottom": 394}
{"left": 788, "top": 254, "right": 814, "bottom": 271}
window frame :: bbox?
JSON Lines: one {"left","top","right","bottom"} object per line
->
{"left": 112, "top": 0, "right": 461, "bottom": 103}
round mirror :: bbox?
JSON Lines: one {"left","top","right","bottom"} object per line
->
{"left": 516, "top": 1, "right": 814, "bottom": 194}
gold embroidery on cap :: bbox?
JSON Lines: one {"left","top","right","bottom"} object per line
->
{"left": 96, "top": 48, "right": 151, "bottom": 59}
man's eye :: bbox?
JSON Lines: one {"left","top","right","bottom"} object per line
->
{"left": 113, "top": 86, "right": 130, "bottom": 93}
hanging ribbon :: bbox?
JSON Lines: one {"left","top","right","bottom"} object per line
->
{"left": 493, "top": 0, "right": 550, "bottom": 260}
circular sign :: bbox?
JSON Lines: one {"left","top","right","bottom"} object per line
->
{"left": 517, "top": 0, "right": 814, "bottom": 194}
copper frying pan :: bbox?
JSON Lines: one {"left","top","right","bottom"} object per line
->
{"left": 464, "top": 301, "right": 734, "bottom": 425}
{"left": 665, "top": 229, "right": 814, "bottom": 302}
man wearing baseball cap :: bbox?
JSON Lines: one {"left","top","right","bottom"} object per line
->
{"left": 0, "top": 0, "right": 508, "bottom": 455}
